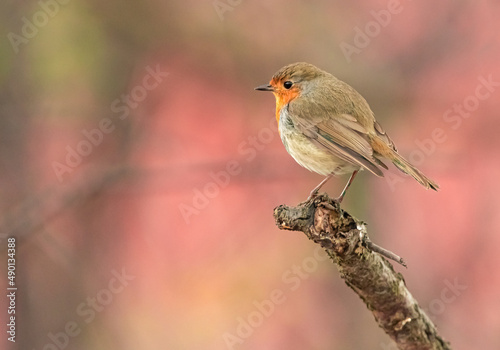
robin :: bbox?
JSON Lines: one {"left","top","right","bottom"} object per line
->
{"left": 255, "top": 62, "right": 439, "bottom": 202}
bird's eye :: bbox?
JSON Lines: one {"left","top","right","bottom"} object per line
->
{"left": 283, "top": 81, "right": 293, "bottom": 89}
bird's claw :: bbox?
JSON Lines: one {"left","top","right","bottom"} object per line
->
{"left": 307, "top": 189, "right": 319, "bottom": 202}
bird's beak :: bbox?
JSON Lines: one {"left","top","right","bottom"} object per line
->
{"left": 255, "top": 84, "right": 274, "bottom": 92}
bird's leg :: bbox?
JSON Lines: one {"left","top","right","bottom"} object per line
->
{"left": 307, "top": 174, "right": 333, "bottom": 201}
{"left": 335, "top": 170, "right": 359, "bottom": 203}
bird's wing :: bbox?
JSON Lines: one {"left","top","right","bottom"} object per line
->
{"left": 288, "top": 107, "right": 385, "bottom": 177}
{"left": 373, "top": 120, "right": 397, "bottom": 152}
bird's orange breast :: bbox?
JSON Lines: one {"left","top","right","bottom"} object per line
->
{"left": 273, "top": 89, "right": 300, "bottom": 128}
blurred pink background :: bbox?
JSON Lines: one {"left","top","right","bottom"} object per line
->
{"left": 1, "top": 0, "right": 499, "bottom": 349}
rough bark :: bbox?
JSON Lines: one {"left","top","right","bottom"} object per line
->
{"left": 273, "top": 194, "right": 451, "bottom": 350}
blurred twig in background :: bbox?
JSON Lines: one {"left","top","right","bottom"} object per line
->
{"left": 2, "top": 166, "right": 130, "bottom": 238}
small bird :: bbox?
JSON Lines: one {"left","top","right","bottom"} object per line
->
{"left": 255, "top": 62, "right": 439, "bottom": 202}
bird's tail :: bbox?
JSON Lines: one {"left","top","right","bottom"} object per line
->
{"left": 389, "top": 150, "right": 439, "bottom": 191}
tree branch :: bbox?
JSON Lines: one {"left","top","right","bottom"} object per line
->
{"left": 273, "top": 194, "right": 451, "bottom": 350}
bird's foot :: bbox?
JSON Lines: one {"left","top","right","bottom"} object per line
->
{"left": 307, "top": 189, "right": 319, "bottom": 202}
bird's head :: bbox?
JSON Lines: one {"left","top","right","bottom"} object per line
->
{"left": 255, "top": 62, "right": 325, "bottom": 110}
